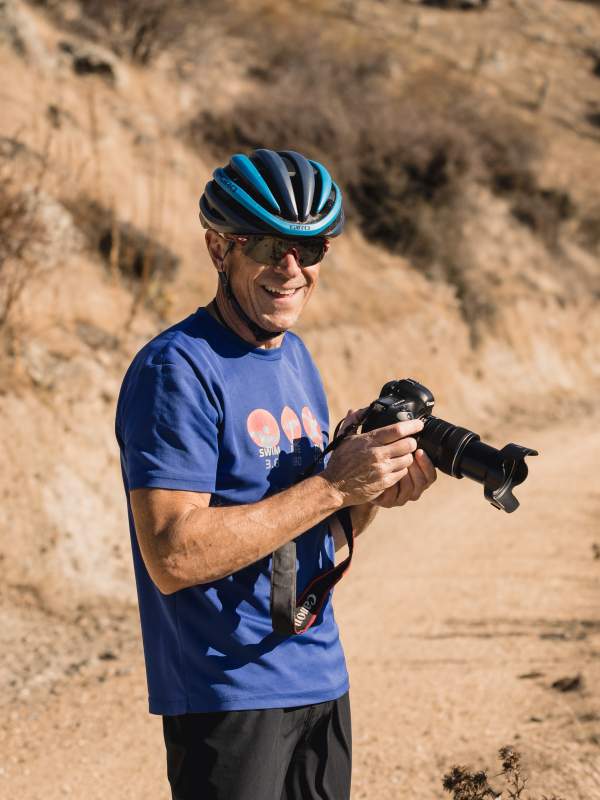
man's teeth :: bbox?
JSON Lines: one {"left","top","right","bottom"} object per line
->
{"left": 263, "top": 286, "right": 297, "bottom": 295}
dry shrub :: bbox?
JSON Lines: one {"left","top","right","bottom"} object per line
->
{"left": 510, "top": 188, "right": 574, "bottom": 248}
{"left": 577, "top": 202, "right": 600, "bottom": 253}
{"left": 443, "top": 746, "right": 566, "bottom": 800}
{"left": 66, "top": 197, "right": 179, "bottom": 317}
{"left": 29, "top": 0, "right": 196, "bottom": 64}
{"left": 0, "top": 138, "right": 49, "bottom": 331}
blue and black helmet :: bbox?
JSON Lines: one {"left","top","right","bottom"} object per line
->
{"left": 199, "top": 149, "right": 344, "bottom": 238}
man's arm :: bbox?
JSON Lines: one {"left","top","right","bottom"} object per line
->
{"left": 129, "top": 419, "right": 423, "bottom": 594}
{"left": 130, "top": 474, "right": 343, "bottom": 594}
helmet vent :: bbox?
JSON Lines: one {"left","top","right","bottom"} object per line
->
{"left": 253, "top": 149, "right": 299, "bottom": 221}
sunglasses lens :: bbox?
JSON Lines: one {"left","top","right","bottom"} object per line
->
{"left": 242, "top": 237, "right": 327, "bottom": 266}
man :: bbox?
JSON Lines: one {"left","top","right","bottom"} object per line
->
{"left": 115, "top": 148, "right": 436, "bottom": 800}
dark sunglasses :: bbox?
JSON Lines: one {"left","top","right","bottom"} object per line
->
{"left": 222, "top": 234, "right": 330, "bottom": 267}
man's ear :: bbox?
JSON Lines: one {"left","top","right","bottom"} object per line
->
{"left": 205, "top": 229, "right": 227, "bottom": 271}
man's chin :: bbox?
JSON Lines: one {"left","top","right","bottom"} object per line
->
{"left": 259, "top": 312, "right": 298, "bottom": 332}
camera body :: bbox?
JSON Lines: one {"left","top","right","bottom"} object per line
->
{"left": 362, "top": 378, "right": 435, "bottom": 425}
{"left": 362, "top": 378, "right": 537, "bottom": 513}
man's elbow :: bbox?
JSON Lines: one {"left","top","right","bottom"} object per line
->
{"left": 149, "top": 556, "right": 197, "bottom": 594}
{"left": 148, "top": 551, "right": 217, "bottom": 594}
{"left": 153, "top": 572, "right": 185, "bottom": 595}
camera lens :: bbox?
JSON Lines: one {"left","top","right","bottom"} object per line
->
{"left": 420, "top": 417, "right": 537, "bottom": 512}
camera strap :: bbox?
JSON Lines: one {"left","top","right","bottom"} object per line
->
{"left": 270, "top": 506, "right": 354, "bottom": 635}
{"left": 270, "top": 415, "right": 367, "bottom": 636}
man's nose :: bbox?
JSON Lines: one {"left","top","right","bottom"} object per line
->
{"left": 274, "top": 251, "right": 302, "bottom": 274}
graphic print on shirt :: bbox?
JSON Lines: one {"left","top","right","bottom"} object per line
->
{"left": 281, "top": 406, "right": 302, "bottom": 444}
{"left": 246, "top": 409, "right": 281, "bottom": 469}
{"left": 281, "top": 406, "right": 303, "bottom": 468}
{"left": 302, "top": 405, "right": 323, "bottom": 448}
{"left": 246, "top": 405, "right": 324, "bottom": 471}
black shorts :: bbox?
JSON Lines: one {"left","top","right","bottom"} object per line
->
{"left": 162, "top": 692, "right": 352, "bottom": 800}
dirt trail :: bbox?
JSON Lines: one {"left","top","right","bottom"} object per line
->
{"left": 1, "top": 417, "right": 599, "bottom": 799}
{"left": 337, "top": 416, "right": 600, "bottom": 799}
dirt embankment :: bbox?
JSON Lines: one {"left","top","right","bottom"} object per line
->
{"left": 0, "top": 1, "right": 599, "bottom": 797}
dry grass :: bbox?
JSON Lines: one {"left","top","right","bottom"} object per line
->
{"left": 0, "top": 137, "right": 50, "bottom": 332}
{"left": 443, "top": 747, "right": 566, "bottom": 800}
{"left": 28, "top": 0, "right": 196, "bottom": 64}
{"left": 578, "top": 201, "right": 600, "bottom": 254}
{"left": 65, "top": 196, "right": 180, "bottom": 321}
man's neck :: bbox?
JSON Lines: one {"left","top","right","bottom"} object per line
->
{"left": 206, "top": 296, "right": 285, "bottom": 350}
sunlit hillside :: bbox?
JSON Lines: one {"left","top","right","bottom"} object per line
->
{"left": 1, "top": 1, "right": 599, "bottom": 797}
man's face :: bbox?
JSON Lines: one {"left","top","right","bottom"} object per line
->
{"left": 212, "top": 234, "right": 323, "bottom": 333}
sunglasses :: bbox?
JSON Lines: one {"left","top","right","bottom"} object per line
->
{"left": 222, "top": 234, "right": 330, "bottom": 267}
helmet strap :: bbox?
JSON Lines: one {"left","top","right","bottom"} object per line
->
{"left": 217, "top": 243, "right": 284, "bottom": 343}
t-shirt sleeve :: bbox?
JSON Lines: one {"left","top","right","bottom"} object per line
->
{"left": 119, "top": 360, "right": 220, "bottom": 493}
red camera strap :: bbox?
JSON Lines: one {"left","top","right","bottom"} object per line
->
{"left": 270, "top": 506, "right": 354, "bottom": 635}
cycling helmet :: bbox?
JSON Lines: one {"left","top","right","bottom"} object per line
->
{"left": 199, "top": 149, "right": 344, "bottom": 238}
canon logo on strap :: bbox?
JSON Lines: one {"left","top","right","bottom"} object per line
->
{"left": 294, "top": 593, "right": 318, "bottom": 627}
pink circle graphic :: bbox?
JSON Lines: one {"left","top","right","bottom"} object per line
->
{"left": 281, "top": 406, "right": 302, "bottom": 444}
{"left": 301, "top": 406, "right": 323, "bottom": 447}
{"left": 246, "top": 409, "right": 281, "bottom": 449}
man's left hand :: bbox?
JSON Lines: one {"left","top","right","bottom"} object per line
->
{"left": 371, "top": 448, "right": 437, "bottom": 508}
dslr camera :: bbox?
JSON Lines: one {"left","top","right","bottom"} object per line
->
{"left": 361, "top": 378, "right": 537, "bottom": 512}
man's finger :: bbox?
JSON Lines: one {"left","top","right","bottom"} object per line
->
{"left": 380, "top": 437, "right": 419, "bottom": 460}
{"left": 363, "top": 418, "right": 424, "bottom": 445}
{"left": 406, "top": 461, "right": 426, "bottom": 499}
{"left": 386, "top": 452, "right": 415, "bottom": 472}
{"left": 415, "top": 449, "right": 437, "bottom": 483}
{"left": 396, "top": 469, "right": 414, "bottom": 504}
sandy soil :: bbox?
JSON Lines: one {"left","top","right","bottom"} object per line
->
{"left": 1, "top": 2, "right": 600, "bottom": 798}
{"left": 2, "top": 415, "right": 598, "bottom": 799}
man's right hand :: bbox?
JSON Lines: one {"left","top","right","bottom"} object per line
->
{"left": 322, "top": 418, "right": 424, "bottom": 507}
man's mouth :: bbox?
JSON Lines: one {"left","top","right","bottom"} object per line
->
{"left": 261, "top": 285, "right": 304, "bottom": 298}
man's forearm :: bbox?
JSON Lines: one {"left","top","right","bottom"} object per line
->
{"left": 153, "top": 475, "right": 345, "bottom": 592}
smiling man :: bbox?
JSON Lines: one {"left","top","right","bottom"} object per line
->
{"left": 115, "top": 149, "right": 436, "bottom": 800}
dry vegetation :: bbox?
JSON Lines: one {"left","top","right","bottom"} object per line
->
{"left": 443, "top": 747, "right": 565, "bottom": 800}
{"left": 1, "top": 1, "right": 600, "bottom": 797}
{"left": 65, "top": 196, "right": 180, "bottom": 320}
{"left": 28, "top": 0, "right": 191, "bottom": 64}
{"left": 0, "top": 136, "right": 50, "bottom": 332}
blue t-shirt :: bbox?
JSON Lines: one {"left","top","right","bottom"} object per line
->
{"left": 115, "top": 308, "right": 349, "bottom": 714}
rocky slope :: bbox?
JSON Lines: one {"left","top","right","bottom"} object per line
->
{"left": 0, "top": 1, "right": 599, "bottom": 795}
